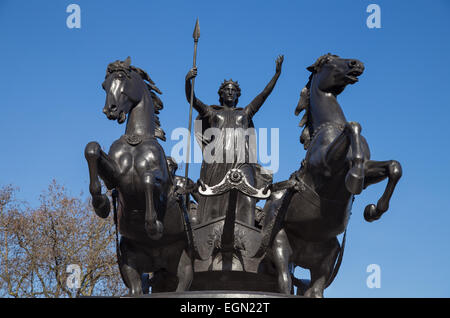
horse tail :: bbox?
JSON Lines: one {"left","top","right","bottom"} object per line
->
{"left": 325, "top": 229, "right": 347, "bottom": 288}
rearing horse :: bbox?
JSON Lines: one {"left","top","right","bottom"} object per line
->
{"left": 84, "top": 57, "right": 193, "bottom": 295}
{"left": 264, "top": 54, "right": 402, "bottom": 297}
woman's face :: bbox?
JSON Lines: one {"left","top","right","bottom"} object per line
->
{"left": 221, "top": 83, "right": 238, "bottom": 106}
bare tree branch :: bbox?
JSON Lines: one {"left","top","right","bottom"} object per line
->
{"left": 0, "top": 182, "right": 127, "bottom": 298}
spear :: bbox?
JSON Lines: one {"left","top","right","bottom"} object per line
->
{"left": 185, "top": 18, "right": 200, "bottom": 210}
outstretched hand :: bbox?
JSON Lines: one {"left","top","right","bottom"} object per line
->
{"left": 275, "top": 55, "right": 284, "bottom": 73}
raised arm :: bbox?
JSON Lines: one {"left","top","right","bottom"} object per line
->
{"left": 185, "top": 67, "right": 209, "bottom": 117}
{"left": 245, "top": 55, "right": 284, "bottom": 118}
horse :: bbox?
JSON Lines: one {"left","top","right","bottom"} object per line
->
{"left": 263, "top": 54, "right": 402, "bottom": 297}
{"left": 84, "top": 57, "right": 193, "bottom": 295}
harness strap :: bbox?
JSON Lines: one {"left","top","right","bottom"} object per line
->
{"left": 325, "top": 229, "right": 347, "bottom": 288}
{"left": 173, "top": 182, "right": 197, "bottom": 196}
{"left": 324, "top": 196, "right": 354, "bottom": 288}
{"left": 268, "top": 179, "right": 297, "bottom": 193}
{"left": 311, "top": 122, "right": 345, "bottom": 140}
{"left": 173, "top": 188, "right": 196, "bottom": 261}
{"left": 112, "top": 189, "right": 128, "bottom": 288}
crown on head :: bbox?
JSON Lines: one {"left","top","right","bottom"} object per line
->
{"left": 218, "top": 79, "right": 241, "bottom": 97}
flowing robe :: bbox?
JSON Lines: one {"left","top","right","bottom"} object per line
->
{"left": 194, "top": 105, "right": 261, "bottom": 225}
{"left": 186, "top": 71, "right": 280, "bottom": 226}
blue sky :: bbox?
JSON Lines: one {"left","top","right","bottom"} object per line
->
{"left": 1, "top": 0, "right": 450, "bottom": 297}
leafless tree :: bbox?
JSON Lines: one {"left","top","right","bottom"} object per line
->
{"left": 0, "top": 181, "right": 127, "bottom": 297}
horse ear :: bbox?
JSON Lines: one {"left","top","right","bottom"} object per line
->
{"left": 124, "top": 56, "right": 131, "bottom": 67}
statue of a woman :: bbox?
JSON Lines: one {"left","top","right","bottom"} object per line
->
{"left": 185, "top": 55, "right": 283, "bottom": 226}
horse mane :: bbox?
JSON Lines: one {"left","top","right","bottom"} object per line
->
{"left": 130, "top": 66, "right": 166, "bottom": 141}
{"left": 106, "top": 59, "right": 166, "bottom": 141}
{"left": 294, "top": 74, "right": 313, "bottom": 150}
{"left": 294, "top": 53, "right": 339, "bottom": 150}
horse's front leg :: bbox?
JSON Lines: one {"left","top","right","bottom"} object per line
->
{"left": 304, "top": 238, "right": 340, "bottom": 298}
{"left": 176, "top": 249, "right": 193, "bottom": 292}
{"left": 271, "top": 229, "right": 293, "bottom": 294}
{"left": 142, "top": 170, "right": 164, "bottom": 240}
{"left": 84, "top": 141, "right": 119, "bottom": 218}
{"left": 119, "top": 237, "right": 144, "bottom": 296}
{"left": 363, "top": 160, "right": 402, "bottom": 222}
{"left": 324, "top": 122, "right": 365, "bottom": 194}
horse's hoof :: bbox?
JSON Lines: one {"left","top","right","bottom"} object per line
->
{"left": 146, "top": 220, "right": 164, "bottom": 240}
{"left": 92, "top": 194, "right": 110, "bottom": 218}
{"left": 376, "top": 200, "right": 389, "bottom": 214}
{"left": 364, "top": 204, "right": 380, "bottom": 222}
{"left": 304, "top": 288, "right": 323, "bottom": 298}
{"left": 128, "top": 289, "right": 144, "bottom": 297}
{"left": 345, "top": 168, "right": 364, "bottom": 195}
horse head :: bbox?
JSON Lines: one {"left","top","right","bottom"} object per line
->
{"left": 102, "top": 57, "right": 162, "bottom": 124}
{"left": 295, "top": 54, "right": 365, "bottom": 149}
{"left": 307, "top": 53, "right": 364, "bottom": 96}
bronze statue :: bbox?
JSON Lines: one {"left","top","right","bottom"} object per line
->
{"left": 185, "top": 55, "right": 284, "bottom": 227}
{"left": 166, "top": 156, "right": 200, "bottom": 226}
{"left": 262, "top": 54, "right": 402, "bottom": 297}
{"left": 83, "top": 25, "right": 402, "bottom": 297}
{"left": 84, "top": 57, "right": 193, "bottom": 295}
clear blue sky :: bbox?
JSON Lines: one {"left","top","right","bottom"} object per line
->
{"left": 1, "top": 0, "right": 449, "bottom": 297}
